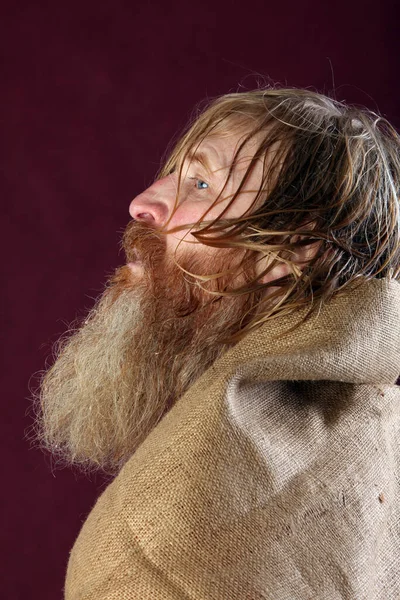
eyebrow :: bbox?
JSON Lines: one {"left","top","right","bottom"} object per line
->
{"left": 186, "top": 150, "right": 217, "bottom": 177}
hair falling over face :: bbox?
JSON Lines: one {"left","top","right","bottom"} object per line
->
{"left": 158, "top": 87, "right": 400, "bottom": 341}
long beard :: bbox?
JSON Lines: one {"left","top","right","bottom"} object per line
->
{"left": 33, "top": 221, "right": 258, "bottom": 474}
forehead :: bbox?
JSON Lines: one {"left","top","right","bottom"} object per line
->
{"left": 189, "top": 130, "right": 263, "bottom": 176}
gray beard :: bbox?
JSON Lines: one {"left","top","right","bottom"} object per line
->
{"left": 33, "top": 238, "right": 254, "bottom": 474}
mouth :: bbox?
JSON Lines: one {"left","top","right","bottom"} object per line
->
{"left": 127, "top": 249, "right": 144, "bottom": 272}
{"left": 127, "top": 261, "right": 143, "bottom": 271}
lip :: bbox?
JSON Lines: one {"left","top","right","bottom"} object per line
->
{"left": 127, "top": 260, "right": 143, "bottom": 272}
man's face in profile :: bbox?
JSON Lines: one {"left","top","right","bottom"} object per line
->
{"left": 36, "top": 128, "right": 283, "bottom": 474}
{"left": 126, "top": 130, "right": 265, "bottom": 272}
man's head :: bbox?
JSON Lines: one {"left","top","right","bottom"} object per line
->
{"left": 126, "top": 88, "right": 400, "bottom": 331}
{"left": 33, "top": 87, "right": 400, "bottom": 474}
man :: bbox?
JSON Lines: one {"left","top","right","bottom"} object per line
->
{"left": 35, "top": 87, "right": 400, "bottom": 599}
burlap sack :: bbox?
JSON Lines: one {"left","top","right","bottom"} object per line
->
{"left": 65, "top": 277, "right": 400, "bottom": 599}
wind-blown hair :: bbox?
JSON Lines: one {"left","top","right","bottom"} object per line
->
{"left": 158, "top": 87, "right": 400, "bottom": 341}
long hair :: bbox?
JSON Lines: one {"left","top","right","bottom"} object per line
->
{"left": 157, "top": 87, "right": 400, "bottom": 342}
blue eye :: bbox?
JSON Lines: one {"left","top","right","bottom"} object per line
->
{"left": 189, "top": 177, "right": 209, "bottom": 190}
{"left": 197, "top": 180, "right": 209, "bottom": 189}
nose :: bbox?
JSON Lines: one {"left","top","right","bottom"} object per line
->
{"left": 128, "top": 175, "right": 175, "bottom": 227}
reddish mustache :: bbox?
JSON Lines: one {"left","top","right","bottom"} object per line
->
{"left": 122, "top": 220, "right": 166, "bottom": 265}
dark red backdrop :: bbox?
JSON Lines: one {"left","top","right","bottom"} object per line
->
{"left": 2, "top": 1, "right": 399, "bottom": 597}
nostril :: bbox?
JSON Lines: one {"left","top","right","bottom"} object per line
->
{"left": 136, "top": 212, "right": 154, "bottom": 221}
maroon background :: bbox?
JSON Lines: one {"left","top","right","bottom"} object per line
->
{"left": 2, "top": 1, "right": 399, "bottom": 598}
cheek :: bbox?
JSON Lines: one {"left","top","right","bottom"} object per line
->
{"left": 164, "top": 220, "right": 198, "bottom": 256}
{"left": 173, "top": 201, "right": 211, "bottom": 225}
{"left": 166, "top": 194, "right": 246, "bottom": 254}
{"left": 223, "top": 191, "right": 257, "bottom": 219}
{"left": 166, "top": 203, "right": 210, "bottom": 247}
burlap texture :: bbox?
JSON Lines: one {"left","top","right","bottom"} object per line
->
{"left": 65, "top": 277, "right": 400, "bottom": 599}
